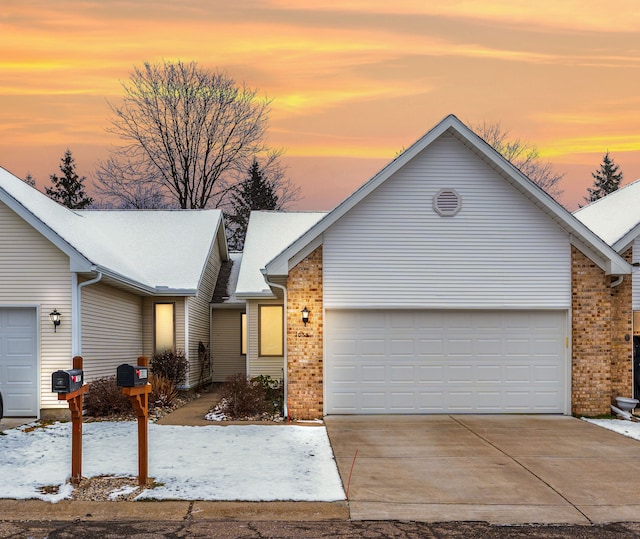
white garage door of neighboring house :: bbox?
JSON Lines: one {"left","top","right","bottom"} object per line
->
{"left": 0, "top": 308, "right": 38, "bottom": 417}
{"left": 325, "top": 310, "right": 568, "bottom": 415}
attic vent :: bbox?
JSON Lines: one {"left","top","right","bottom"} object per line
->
{"left": 433, "top": 189, "right": 461, "bottom": 217}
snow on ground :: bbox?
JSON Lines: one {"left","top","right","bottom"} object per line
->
{"left": 0, "top": 422, "right": 345, "bottom": 503}
{"left": 583, "top": 417, "right": 640, "bottom": 441}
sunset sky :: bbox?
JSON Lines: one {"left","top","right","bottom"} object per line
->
{"left": 1, "top": 0, "right": 639, "bottom": 211}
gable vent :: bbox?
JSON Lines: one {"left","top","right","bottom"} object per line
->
{"left": 433, "top": 189, "right": 461, "bottom": 217}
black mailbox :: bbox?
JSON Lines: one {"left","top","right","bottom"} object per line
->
{"left": 117, "top": 364, "right": 149, "bottom": 387}
{"left": 51, "top": 369, "right": 84, "bottom": 393}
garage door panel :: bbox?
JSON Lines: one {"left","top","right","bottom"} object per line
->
{"left": 0, "top": 307, "right": 38, "bottom": 416}
{"left": 326, "top": 310, "right": 567, "bottom": 414}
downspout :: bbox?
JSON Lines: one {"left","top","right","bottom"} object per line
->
{"left": 611, "top": 275, "right": 624, "bottom": 288}
{"left": 261, "top": 270, "right": 288, "bottom": 418}
{"left": 72, "top": 271, "right": 103, "bottom": 357}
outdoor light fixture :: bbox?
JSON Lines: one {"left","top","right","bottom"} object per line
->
{"left": 50, "top": 309, "right": 61, "bottom": 332}
{"left": 301, "top": 307, "right": 310, "bottom": 326}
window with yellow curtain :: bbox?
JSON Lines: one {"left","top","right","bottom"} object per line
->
{"left": 259, "top": 305, "right": 283, "bottom": 356}
{"left": 154, "top": 303, "right": 175, "bottom": 352}
{"left": 241, "top": 312, "right": 247, "bottom": 355}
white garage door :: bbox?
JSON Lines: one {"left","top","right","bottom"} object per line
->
{"left": 325, "top": 310, "right": 567, "bottom": 414}
{"left": 0, "top": 308, "right": 38, "bottom": 416}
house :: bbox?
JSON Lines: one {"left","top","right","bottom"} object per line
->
{"left": 0, "top": 166, "right": 227, "bottom": 418}
{"left": 574, "top": 179, "right": 640, "bottom": 397}
{"left": 225, "top": 115, "right": 633, "bottom": 419}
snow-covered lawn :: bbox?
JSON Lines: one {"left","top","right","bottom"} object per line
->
{"left": 0, "top": 421, "right": 345, "bottom": 503}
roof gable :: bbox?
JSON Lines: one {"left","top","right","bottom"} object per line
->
{"left": 265, "top": 115, "right": 629, "bottom": 277}
{"left": 574, "top": 179, "right": 640, "bottom": 252}
{"left": 0, "top": 166, "right": 227, "bottom": 294}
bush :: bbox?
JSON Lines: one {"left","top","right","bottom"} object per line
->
{"left": 149, "top": 373, "right": 179, "bottom": 409}
{"left": 85, "top": 376, "right": 132, "bottom": 417}
{"left": 253, "top": 375, "right": 284, "bottom": 415}
{"left": 218, "top": 374, "right": 268, "bottom": 418}
{"left": 150, "top": 349, "right": 188, "bottom": 387}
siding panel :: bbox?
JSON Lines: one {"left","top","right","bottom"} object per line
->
{"left": 634, "top": 237, "right": 640, "bottom": 311}
{"left": 0, "top": 201, "right": 72, "bottom": 413}
{"left": 81, "top": 282, "right": 143, "bottom": 380}
{"left": 323, "top": 134, "right": 571, "bottom": 309}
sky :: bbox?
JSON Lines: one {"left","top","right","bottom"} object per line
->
{"left": 1, "top": 1, "right": 640, "bottom": 211}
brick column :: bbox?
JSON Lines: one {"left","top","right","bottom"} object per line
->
{"left": 571, "top": 246, "right": 612, "bottom": 416}
{"left": 610, "top": 247, "right": 633, "bottom": 400}
{"left": 286, "top": 247, "right": 323, "bottom": 419}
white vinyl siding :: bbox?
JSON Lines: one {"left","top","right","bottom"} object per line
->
{"left": 325, "top": 309, "right": 568, "bottom": 414}
{"left": 81, "top": 282, "right": 143, "bottom": 380}
{"left": 634, "top": 237, "right": 640, "bottom": 311}
{"left": 186, "top": 244, "right": 222, "bottom": 387}
{"left": 211, "top": 309, "right": 246, "bottom": 382}
{"left": 247, "top": 299, "right": 284, "bottom": 380}
{"left": 0, "top": 201, "right": 72, "bottom": 414}
{"left": 323, "top": 134, "right": 571, "bottom": 309}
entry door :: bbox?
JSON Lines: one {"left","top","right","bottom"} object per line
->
{"left": 0, "top": 308, "right": 38, "bottom": 416}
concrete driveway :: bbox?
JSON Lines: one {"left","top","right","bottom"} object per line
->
{"left": 324, "top": 415, "right": 640, "bottom": 525}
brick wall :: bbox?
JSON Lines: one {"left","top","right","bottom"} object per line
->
{"left": 571, "top": 246, "right": 632, "bottom": 415}
{"left": 286, "top": 247, "right": 323, "bottom": 419}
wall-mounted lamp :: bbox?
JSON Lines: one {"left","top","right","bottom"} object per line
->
{"left": 50, "top": 309, "right": 61, "bottom": 332}
{"left": 301, "top": 306, "right": 310, "bottom": 326}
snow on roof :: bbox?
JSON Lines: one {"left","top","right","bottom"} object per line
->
{"left": 573, "top": 179, "right": 640, "bottom": 249}
{"left": 212, "top": 252, "right": 244, "bottom": 304}
{"left": 0, "top": 166, "right": 223, "bottom": 293}
{"left": 236, "top": 211, "right": 327, "bottom": 296}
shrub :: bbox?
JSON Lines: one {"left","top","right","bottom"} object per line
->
{"left": 84, "top": 376, "right": 132, "bottom": 417}
{"left": 149, "top": 373, "right": 179, "bottom": 409}
{"left": 150, "top": 349, "right": 188, "bottom": 387}
{"left": 218, "top": 374, "right": 268, "bottom": 418}
{"left": 253, "top": 375, "right": 284, "bottom": 415}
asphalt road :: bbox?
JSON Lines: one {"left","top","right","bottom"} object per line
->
{"left": 1, "top": 520, "right": 640, "bottom": 538}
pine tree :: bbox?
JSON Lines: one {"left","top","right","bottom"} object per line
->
{"left": 46, "top": 149, "right": 93, "bottom": 209}
{"left": 22, "top": 172, "right": 36, "bottom": 187}
{"left": 585, "top": 152, "right": 623, "bottom": 203}
{"left": 227, "top": 159, "right": 279, "bottom": 250}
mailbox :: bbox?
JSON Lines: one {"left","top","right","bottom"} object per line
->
{"left": 117, "top": 364, "right": 149, "bottom": 387}
{"left": 52, "top": 369, "right": 84, "bottom": 393}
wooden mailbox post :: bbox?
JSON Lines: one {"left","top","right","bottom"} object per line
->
{"left": 120, "top": 356, "right": 152, "bottom": 486}
{"left": 56, "top": 355, "right": 87, "bottom": 485}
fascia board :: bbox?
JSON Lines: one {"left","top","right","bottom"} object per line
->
{"left": 265, "top": 117, "right": 458, "bottom": 277}
{"left": 235, "top": 291, "right": 277, "bottom": 299}
{"left": 613, "top": 223, "right": 640, "bottom": 254}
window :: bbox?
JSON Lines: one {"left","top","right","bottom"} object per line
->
{"left": 259, "top": 305, "right": 283, "bottom": 357}
{"left": 241, "top": 313, "right": 247, "bottom": 355}
{"left": 154, "top": 303, "right": 175, "bottom": 352}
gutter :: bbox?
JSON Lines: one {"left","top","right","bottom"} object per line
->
{"left": 72, "top": 271, "right": 103, "bottom": 357}
{"left": 261, "top": 269, "right": 288, "bottom": 418}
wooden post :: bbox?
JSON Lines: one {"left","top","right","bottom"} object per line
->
{"left": 121, "top": 356, "right": 152, "bottom": 486}
{"left": 57, "top": 355, "right": 87, "bottom": 486}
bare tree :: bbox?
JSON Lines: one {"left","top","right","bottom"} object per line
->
{"left": 473, "top": 121, "right": 564, "bottom": 200}
{"left": 99, "top": 60, "right": 273, "bottom": 209}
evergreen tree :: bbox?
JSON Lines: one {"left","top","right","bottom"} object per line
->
{"left": 22, "top": 172, "right": 36, "bottom": 187}
{"left": 46, "top": 149, "right": 93, "bottom": 209}
{"left": 585, "top": 152, "right": 623, "bottom": 203}
{"left": 227, "top": 159, "right": 279, "bottom": 250}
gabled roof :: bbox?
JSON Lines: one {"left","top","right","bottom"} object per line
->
{"left": 573, "top": 179, "right": 640, "bottom": 252}
{"left": 0, "top": 166, "right": 227, "bottom": 295}
{"left": 265, "top": 114, "right": 630, "bottom": 277}
{"left": 235, "top": 211, "right": 327, "bottom": 297}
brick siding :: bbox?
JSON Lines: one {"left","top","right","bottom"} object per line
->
{"left": 286, "top": 246, "right": 323, "bottom": 419}
{"left": 571, "top": 246, "right": 632, "bottom": 416}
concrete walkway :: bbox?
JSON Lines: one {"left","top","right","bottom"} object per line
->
{"left": 156, "top": 385, "right": 223, "bottom": 426}
{"left": 325, "top": 415, "right": 640, "bottom": 525}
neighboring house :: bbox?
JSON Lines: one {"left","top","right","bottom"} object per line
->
{"left": 224, "top": 115, "right": 633, "bottom": 419}
{"left": 0, "top": 167, "right": 227, "bottom": 418}
{"left": 574, "top": 179, "right": 640, "bottom": 397}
